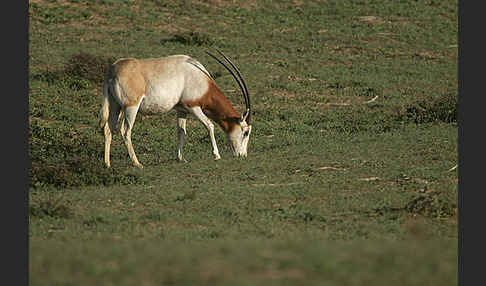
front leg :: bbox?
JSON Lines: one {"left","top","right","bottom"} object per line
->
{"left": 188, "top": 106, "right": 221, "bottom": 160}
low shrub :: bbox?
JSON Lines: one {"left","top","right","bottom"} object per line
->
{"left": 161, "top": 31, "right": 215, "bottom": 46}
{"left": 402, "top": 92, "right": 457, "bottom": 124}
{"left": 29, "top": 197, "right": 74, "bottom": 219}
{"left": 64, "top": 52, "right": 116, "bottom": 85}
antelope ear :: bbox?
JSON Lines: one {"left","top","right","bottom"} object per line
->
{"left": 241, "top": 109, "right": 249, "bottom": 123}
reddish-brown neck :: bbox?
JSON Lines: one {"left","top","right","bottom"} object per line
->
{"left": 185, "top": 80, "right": 241, "bottom": 133}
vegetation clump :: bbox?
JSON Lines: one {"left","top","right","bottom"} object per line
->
{"left": 162, "top": 31, "right": 215, "bottom": 46}
{"left": 29, "top": 197, "right": 73, "bottom": 219}
{"left": 402, "top": 93, "right": 457, "bottom": 124}
{"left": 64, "top": 52, "right": 116, "bottom": 85}
{"left": 404, "top": 191, "right": 457, "bottom": 218}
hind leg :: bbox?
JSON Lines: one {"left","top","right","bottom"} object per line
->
{"left": 121, "top": 105, "right": 143, "bottom": 168}
{"left": 177, "top": 111, "right": 188, "bottom": 162}
{"left": 104, "top": 102, "right": 121, "bottom": 168}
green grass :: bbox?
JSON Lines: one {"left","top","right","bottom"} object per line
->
{"left": 29, "top": 0, "right": 458, "bottom": 285}
{"left": 30, "top": 238, "right": 457, "bottom": 286}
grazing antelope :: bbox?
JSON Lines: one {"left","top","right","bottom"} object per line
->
{"left": 98, "top": 50, "right": 252, "bottom": 168}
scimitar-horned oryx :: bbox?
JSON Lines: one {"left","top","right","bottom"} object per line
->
{"left": 98, "top": 50, "right": 252, "bottom": 168}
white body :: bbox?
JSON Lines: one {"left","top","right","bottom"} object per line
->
{"left": 135, "top": 56, "right": 208, "bottom": 113}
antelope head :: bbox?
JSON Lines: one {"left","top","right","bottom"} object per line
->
{"left": 206, "top": 50, "right": 252, "bottom": 158}
{"left": 228, "top": 108, "right": 252, "bottom": 157}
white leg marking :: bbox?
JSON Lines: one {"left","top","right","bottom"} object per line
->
{"left": 119, "top": 110, "right": 125, "bottom": 138}
{"left": 177, "top": 112, "right": 188, "bottom": 162}
{"left": 104, "top": 102, "right": 121, "bottom": 168}
{"left": 104, "top": 124, "right": 112, "bottom": 168}
{"left": 122, "top": 106, "right": 143, "bottom": 168}
{"left": 188, "top": 107, "right": 221, "bottom": 160}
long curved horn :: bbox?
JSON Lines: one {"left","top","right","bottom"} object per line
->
{"left": 206, "top": 50, "right": 251, "bottom": 124}
{"left": 215, "top": 50, "right": 250, "bottom": 107}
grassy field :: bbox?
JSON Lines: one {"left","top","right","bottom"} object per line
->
{"left": 29, "top": 0, "right": 458, "bottom": 285}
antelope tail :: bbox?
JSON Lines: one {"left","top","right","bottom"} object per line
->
{"left": 99, "top": 80, "right": 111, "bottom": 129}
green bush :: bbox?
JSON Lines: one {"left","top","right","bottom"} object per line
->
{"left": 161, "top": 31, "right": 215, "bottom": 46}
{"left": 29, "top": 197, "right": 74, "bottom": 219}
{"left": 405, "top": 191, "right": 457, "bottom": 218}
{"left": 64, "top": 53, "right": 116, "bottom": 85}
{"left": 402, "top": 93, "right": 458, "bottom": 124}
